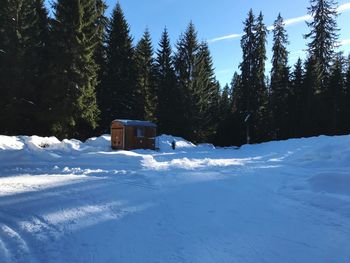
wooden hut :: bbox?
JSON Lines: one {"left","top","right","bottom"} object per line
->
{"left": 111, "top": 119, "right": 157, "bottom": 150}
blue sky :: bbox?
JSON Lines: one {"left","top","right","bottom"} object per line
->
{"left": 47, "top": 0, "right": 350, "bottom": 86}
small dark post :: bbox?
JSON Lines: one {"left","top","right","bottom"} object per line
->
{"left": 171, "top": 140, "right": 176, "bottom": 150}
{"left": 245, "top": 113, "right": 251, "bottom": 145}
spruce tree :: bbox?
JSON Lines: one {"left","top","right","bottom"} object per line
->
{"left": 270, "top": 13, "right": 290, "bottom": 139}
{"left": 253, "top": 12, "right": 270, "bottom": 142}
{"left": 0, "top": 0, "right": 26, "bottom": 134}
{"left": 94, "top": 0, "right": 108, "bottom": 121}
{"left": 135, "top": 29, "right": 157, "bottom": 121}
{"left": 302, "top": 56, "right": 322, "bottom": 136}
{"left": 191, "top": 42, "right": 221, "bottom": 142}
{"left": 155, "top": 28, "right": 179, "bottom": 135}
{"left": 238, "top": 10, "right": 269, "bottom": 144}
{"left": 344, "top": 55, "right": 350, "bottom": 133}
{"left": 20, "top": 0, "right": 50, "bottom": 135}
{"left": 239, "top": 9, "right": 256, "bottom": 144}
{"left": 46, "top": 0, "right": 100, "bottom": 139}
{"left": 219, "top": 84, "right": 233, "bottom": 121}
{"left": 304, "top": 0, "right": 339, "bottom": 135}
{"left": 289, "top": 58, "right": 305, "bottom": 137}
{"left": 174, "top": 22, "right": 200, "bottom": 140}
{"left": 0, "top": 0, "right": 49, "bottom": 135}
{"left": 99, "top": 2, "right": 139, "bottom": 132}
{"left": 327, "top": 53, "right": 345, "bottom": 134}
{"left": 226, "top": 72, "right": 246, "bottom": 146}
{"left": 305, "top": 0, "right": 339, "bottom": 86}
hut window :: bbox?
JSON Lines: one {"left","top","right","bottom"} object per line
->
{"left": 136, "top": 127, "right": 144, "bottom": 138}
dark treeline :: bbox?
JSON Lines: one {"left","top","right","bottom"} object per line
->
{"left": 0, "top": 0, "right": 349, "bottom": 146}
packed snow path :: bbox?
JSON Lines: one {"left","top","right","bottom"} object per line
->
{"left": 0, "top": 134, "right": 350, "bottom": 262}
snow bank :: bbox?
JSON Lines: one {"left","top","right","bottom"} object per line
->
{"left": 0, "top": 136, "right": 24, "bottom": 150}
{"left": 84, "top": 135, "right": 110, "bottom": 151}
{"left": 142, "top": 156, "right": 249, "bottom": 171}
{"left": 157, "top": 134, "right": 195, "bottom": 151}
{"left": 23, "top": 136, "right": 63, "bottom": 152}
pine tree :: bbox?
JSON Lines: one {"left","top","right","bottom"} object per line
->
{"left": 191, "top": 42, "right": 221, "bottom": 142}
{"left": 94, "top": 0, "right": 108, "bottom": 125}
{"left": 219, "top": 84, "right": 233, "bottom": 121}
{"left": 20, "top": 0, "right": 50, "bottom": 135}
{"left": 135, "top": 29, "right": 157, "bottom": 121}
{"left": 304, "top": 0, "right": 339, "bottom": 135}
{"left": 302, "top": 56, "right": 322, "bottom": 136}
{"left": 238, "top": 10, "right": 269, "bottom": 144}
{"left": 221, "top": 72, "right": 246, "bottom": 146}
{"left": 327, "top": 53, "right": 345, "bottom": 134}
{"left": 98, "top": 2, "right": 139, "bottom": 132}
{"left": 0, "top": 0, "right": 26, "bottom": 134}
{"left": 253, "top": 12, "right": 270, "bottom": 142}
{"left": 0, "top": 0, "right": 49, "bottom": 135}
{"left": 174, "top": 22, "right": 200, "bottom": 140}
{"left": 46, "top": 0, "right": 100, "bottom": 139}
{"left": 239, "top": 9, "right": 256, "bottom": 144}
{"left": 155, "top": 28, "right": 180, "bottom": 135}
{"left": 270, "top": 13, "right": 290, "bottom": 139}
{"left": 344, "top": 55, "right": 350, "bottom": 133}
{"left": 305, "top": 0, "right": 339, "bottom": 87}
{"left": 289, "top": 58, "right": 305, "bottom": 137}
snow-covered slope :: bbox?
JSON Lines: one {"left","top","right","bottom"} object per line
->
{"left": 0, "top": 134, "right": 350, "bottom": 262}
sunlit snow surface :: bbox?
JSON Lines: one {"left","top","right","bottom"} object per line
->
{"left": 0, "top": 134, "right": 350, "bottom": 262}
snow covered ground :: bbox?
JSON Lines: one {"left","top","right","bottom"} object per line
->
{"left": 0, "top": 134, "right": 350, "bottom": 262}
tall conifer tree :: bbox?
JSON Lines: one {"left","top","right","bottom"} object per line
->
{"left": 270, "top": 13, "right": 290, "bottom": 139}
{"left": 192, "top": 42, "right": 221, "bottom": 142}
{"left": 305, "top": 0, "right": 339, "bottom": 85}
{"left": 344, "top": 55, "right": 350, "bottom": 132}
{"left": 99, "top": 2, "right": 139, "bottom": 132}
{"left": 174, "top": 22, "right": 200, "bottom": 140}
{"left": 135, "top": 29, "right": 157, "bottom": 121}
{"left": 238, "top": 10, "right": 269, "bottom": 144}
{"left": 155, "top": 28, "right": 179, "bottom": 135}
{"left": 0, "top": 0, "right": 49, "bottom": 135}
{"left": 327, "top": 53, "right": 345, "bottom": 134}
{"left": 302, "top": 56, "right": 321, "bottom": 135}
{"left": 46, "top": 0, "right": 100, "bottom": 139}
{"left": 253, "top": 12, "right": 269, "bottom": 142}
{"left": 239, "top": 9, "right": 256, "bottom": 144}
{"left": 304, "top": 0, "right": 339, "bottom": 135}
{"left": 94, "top": 0, "right": 108, "bottom": 114}
{"left": 289, "top": 58, "right": 305, "bottom": 137}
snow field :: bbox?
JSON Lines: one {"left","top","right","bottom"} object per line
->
{"left": 0, "top": 134, "right": 350, "bottom": 262}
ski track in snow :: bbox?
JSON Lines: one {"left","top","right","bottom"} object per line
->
{"left": 0, "top": 134, "right": 350, "bottom": 262}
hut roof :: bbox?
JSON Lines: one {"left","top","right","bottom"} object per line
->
{"left": 112, "top": 119, "right": 157, "bottom": 128}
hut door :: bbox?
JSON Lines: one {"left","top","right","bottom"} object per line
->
{"left": 112, "top": 128, "right": 124, "bottom": 149}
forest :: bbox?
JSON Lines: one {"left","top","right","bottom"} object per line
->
{"left": 0, "top": 0, "right": 349, "bottom": 146}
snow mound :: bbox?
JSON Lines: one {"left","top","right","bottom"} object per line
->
{"left": 23, "top": 136, "right": 63, "bottom": 152}
{"left": 157, "top": 134, "right": 195, "bottom": 151}
{"left": 84, "top": 135, "right": 111, "bottom": 151}
{"left": 0, "top": 135, "right": 24, "bottom": 150}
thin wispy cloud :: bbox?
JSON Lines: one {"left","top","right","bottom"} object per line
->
{"left": 209, "top": 2, "right": 350, "bottom": 43}
{"left": 337, "top": 2, "right": 350, "bottom": 12}
{"left": 339, "top": 39, "right": 350, "bottom": 46}
{"left": 208, "top": 34, "right": 242, "bottom": 43}
{"left": 284, "top": 15, "right": 312, "bottom": 26}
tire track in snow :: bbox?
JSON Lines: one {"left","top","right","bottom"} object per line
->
{"left": 0, "top": 223, "right": 37, "bottom": 263}
{"left": 19, "top": 215, "right": 63, "bottom": 241}
{"left": 0, "top": 236, "right": 11, "bottom": 263}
